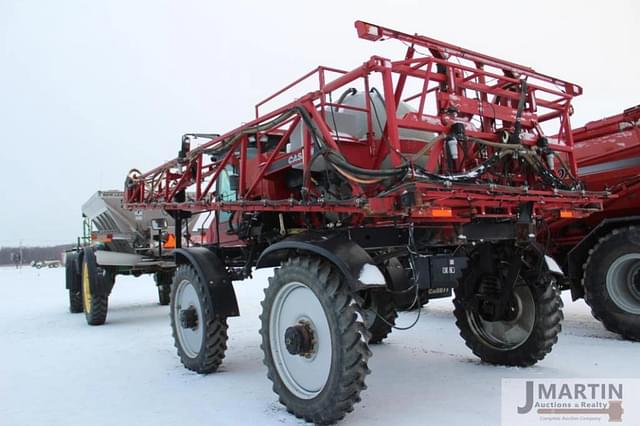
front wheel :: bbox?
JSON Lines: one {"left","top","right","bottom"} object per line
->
{"left": 361, "top": 290, "right": 397, "bottom": 344}
{"left": 170, "top": 265, "right": 228, "bottom": 373}
{"left": 583, "top": 227, "right": 640, "bottom": 341}
{"left": 260, "top": 256, "right": 371, "bottom": 425}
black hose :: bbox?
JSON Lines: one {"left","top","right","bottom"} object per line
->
{"left": 413, "top": 151, "right": 505, "bottom": 183}
{"left": 336, "top": 87, "right": 357, "bottom": 105}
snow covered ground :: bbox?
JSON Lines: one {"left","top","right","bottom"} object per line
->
{"left": 0, "top": 266, "right": 637, "bottom": 426}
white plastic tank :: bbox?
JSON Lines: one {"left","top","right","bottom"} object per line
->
{"left": 287, "top": 89, "right": 435, "bottom": 170}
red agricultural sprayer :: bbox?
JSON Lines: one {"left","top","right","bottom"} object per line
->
{"left": 120, "top": 21, "right": 606, "bottom": 424}
{"left": 549, "top": 105, "right": 640, "bottom": 342}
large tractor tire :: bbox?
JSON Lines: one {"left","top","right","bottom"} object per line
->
{"left": 170, "top": 264, "right": 228, "bottom": 373}
{"left": 66, "top": 252, "right": 83, "bottom": 313}
{"left": 361, "top": 290, "right": 397, "bottom": 344}
{"left": 453, "top": 248, "right": 563, "bottom": 367}
{"left": 81, "top": 248, "right": 109, "bottom": 326}
{"left": 155, "top": 271, "right": 173, "bottom": 306}
{"left": 583, "top": 227, "right": 640, "bottom": 341}
{"left": 259, "top": 256, "right": 371, "bottom": 425}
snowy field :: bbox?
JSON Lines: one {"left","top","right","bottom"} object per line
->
{"left": 0, "top": 266, "right": 637, "bottom": 426}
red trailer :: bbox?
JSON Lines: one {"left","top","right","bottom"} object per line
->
{"left": 550, "top": 105, "right": 640, "bottom": 341}
{"left": 121, "top": 21, "right": 606, "bottom": 424}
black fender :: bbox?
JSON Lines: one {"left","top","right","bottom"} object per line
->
{"left": 174, "top": 247, "right": 240, "bottom": 317}
{"left": 567, "top": 216, "right": 640, "bottom": 300}
{"left": 256, "top": 232, "right": 386, "bottom": 292}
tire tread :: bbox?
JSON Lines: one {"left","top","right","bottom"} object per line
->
{"left": 259, "top": 256, "right": 370, "bottom": 425}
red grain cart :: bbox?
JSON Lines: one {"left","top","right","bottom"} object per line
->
{"left": 550, "top": 105, "right": 640, "bottom": 341}
{"left": 123, "top": 21, "right": 605, "bottom": 424}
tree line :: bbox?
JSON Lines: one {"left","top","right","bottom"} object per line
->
{"left": 0, "top": 245, "right": 74, "bottom": 266}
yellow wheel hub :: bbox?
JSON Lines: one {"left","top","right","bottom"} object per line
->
{"left": 82, "top": 261, "right": 92, "bottom": 314}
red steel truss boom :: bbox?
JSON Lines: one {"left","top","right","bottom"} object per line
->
{"left": 124, "top": 20, "right": 605, "bottom": 223}
{"left": 354, "top": 21, "right": 582, "bottom": 95}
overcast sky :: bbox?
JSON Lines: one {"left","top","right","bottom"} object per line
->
{"left": 1, "top": 0, "right": 638, "bottom": 246}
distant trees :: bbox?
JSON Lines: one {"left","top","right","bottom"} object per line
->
{"left": 0, "top": 245, "right": 73, "bottom": 266}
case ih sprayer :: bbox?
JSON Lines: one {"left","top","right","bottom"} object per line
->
{"left": 550, "top": 106, "right": 640, "bottom": 341}
{"left": 124, "top": 22, "right": 605, "bottom": 424}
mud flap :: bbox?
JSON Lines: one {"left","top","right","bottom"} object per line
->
{"left": 174, "top": 247, "right": 240, "bottom": 317}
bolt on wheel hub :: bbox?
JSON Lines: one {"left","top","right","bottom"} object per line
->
{"left": 180, "top": 306, "right": 198, "bottom": 329}
{"left": 284, "top": 321, "right": 315, "bottom": 357}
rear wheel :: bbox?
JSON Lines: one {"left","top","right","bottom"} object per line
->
{"left": 158, "top": 285, "right": 171, "bottom": 305}
{"left": 361, "top": 290, "right": 397, "bottom": 344}
{"left": 453, "top": 247, "right": 563, "bottom": 366}
{"left": 259, "top": 256, "right": 371, "bottom": 425}
{"left": 583, "top": 227, "right": 640, "bottom": 341}
{"left": 81, "top": 248, "right": 109, "bottom": 326}
{"left": 155, "top": 271, "right": 173, "bottom": 306}
{"left": 170, "top": 265, "right": 228, "bottom": 373}
{"left": 66, "top": 252, "right": 83, "bottom": 313}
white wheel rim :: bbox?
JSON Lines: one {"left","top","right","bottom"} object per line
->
{"left": 467, "top": 286, "right": 535, "bottom": 350}
{"left": 174, "top": 279, "right": 203, "bottom": 358}
{"left": 269, "top": 281, "right": 332, "bottom": 399}
{"left": 606, "top": 253, "right": 640, "bottom": 315}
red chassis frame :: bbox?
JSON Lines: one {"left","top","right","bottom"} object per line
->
{"left": 124, "top": 21, "right": 605, "bottom": 228}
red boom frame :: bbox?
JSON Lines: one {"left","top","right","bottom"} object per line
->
{"left": 124, "top": 21, "right": 605, "bottom": 226}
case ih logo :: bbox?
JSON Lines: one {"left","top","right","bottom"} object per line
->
{"left": 287, "top": 152, "right": 303, "bottom": 165}
{"left": 502, "top": 379, "right": 640, "bottom": 425}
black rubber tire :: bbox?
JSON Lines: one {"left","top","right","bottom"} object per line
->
{"left": 155, "top": 271, "right": 173, "bottom": 306}
{"left": 583, "top": 227, "right": 640, "bottom": 341}
{"left": 259, "top": 256, "right": 371, "bottom": 425}
{"left": 453, "top": 269, "right": 563, "bottom": 367}
{"left": 363, "top": 290, "right": 397, "bottom": 344}
{"left": 170, "top": 264, "right": 228, "bottom": 373}
{"left": 69, "top": 289, "right": 83, "bottom": 313}
{"left": 158, "top": 285, "right": 171, "bottom": 306}
{"left": 81, "top": 248, "right": 109, "bottom": 326}
{"left": 66, "top": 252, "right": 83, "bottom": 313}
